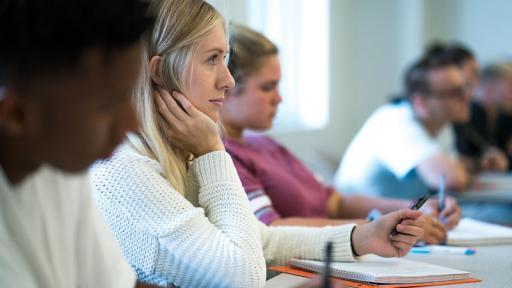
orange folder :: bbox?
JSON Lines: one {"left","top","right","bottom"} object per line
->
{"left": 269, "top": 266, "right": 481, "bottom": 288}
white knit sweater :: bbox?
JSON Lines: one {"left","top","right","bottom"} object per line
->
{"left": 91, "top": 144, "right": 356, "bottom": 288}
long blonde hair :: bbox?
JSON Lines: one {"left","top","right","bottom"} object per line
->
{"left": 128, "top": 0, "right": 224, "bottom": 195}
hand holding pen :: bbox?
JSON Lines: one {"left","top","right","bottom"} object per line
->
{"left": 434, "top": 174, "right": 460, "bottom": 229}
{"left": 421, "top": 175, "right": 461, "bottom": 230}
{"left": 391, "top": 195, "right": 429, "bottom": 236}
{"left": 351, "top": 209, "right": 424, "bottom": 258}
{"left": 437, "top": 196, "right": 461, "bottom": 229}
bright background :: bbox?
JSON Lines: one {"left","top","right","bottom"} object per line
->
{"left": 209, "top": 0, "right": 512, "bottom": 180}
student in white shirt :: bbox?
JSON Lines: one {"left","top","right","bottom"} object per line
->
{"left": 90, "top": 0, "right": 425, "bottom": 287}
{"left": 0, "top": 0, "right": 157, "bottom": 287}
{"left": 334, "top": 53, "right": 471, "bottom": 200}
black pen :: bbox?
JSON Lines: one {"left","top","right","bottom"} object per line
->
{"left": 322, "top": 241, "right": 333, "bottom": 288}
{"left": 391, "top": 194, "right": 429, "bottom": 236}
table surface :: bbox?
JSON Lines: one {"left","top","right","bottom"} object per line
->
{"left": 265, "top": 245, "right": 512, "bottom": 288}
{"left": 457, "top": 173, "right": 512, "bottom": 202}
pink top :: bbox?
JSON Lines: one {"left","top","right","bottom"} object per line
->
{"left": 225, "top": 135, "right": 334, "bottom": 224}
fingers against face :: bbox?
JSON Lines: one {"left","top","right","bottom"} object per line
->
{"left": 154, "top": 90, "right": 180, "bottom": 127}
{"left": 172, "top": 90, "right": 201, "bottom": 117}
{"left": 160, "top": 89, "right": 189, "bottom": 121}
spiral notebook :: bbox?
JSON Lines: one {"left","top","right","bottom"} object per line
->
{"left": 289, "top": 254, "right": 470, "bottom": 284}
{"left": 448, "top": 218, "right": 512, "bottom": 246}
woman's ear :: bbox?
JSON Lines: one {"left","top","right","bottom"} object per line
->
{"left": 148, "top": 56, "right": 164, "bottom": 87}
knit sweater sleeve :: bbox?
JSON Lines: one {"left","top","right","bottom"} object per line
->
{"left": 91, "top": 147, "right": 266, "bottom": 288}
{"left": 259, "top": 222, "right": 358, "bottom": 267}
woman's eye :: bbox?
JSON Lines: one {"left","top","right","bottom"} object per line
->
{"left": 261, "top": 85, "right": 275, "bottom": 92}
{"left": 208, "top": 55, "right": 218, "bottom": 64}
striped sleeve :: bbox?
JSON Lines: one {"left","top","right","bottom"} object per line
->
{"left": 247, "top": 189, "right": 281, "bottom": 225}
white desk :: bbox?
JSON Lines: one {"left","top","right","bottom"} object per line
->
{"left": 457, "top": 173, "right": 512, "bottom": 202}
{"left": 265, "top": 245, "right": 512, "bottom": 288}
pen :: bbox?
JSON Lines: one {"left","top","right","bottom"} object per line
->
{"left": 438, "top": 174, "right": 446, "bottom": 213}
{"left": 322, "top": 241, "right": 333, "bottom": 288}
{"left": 411, "top": 245, "right": 476, "bottom": 255}
{"left": 391, "top": 194, "right": 430, "bottom": 236}
{"left": 367, "top": 208, "right": 382, "bottom": 222}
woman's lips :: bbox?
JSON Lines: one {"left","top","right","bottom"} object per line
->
{"left": 209, "top": 98, "right": 224, "bottom": 107}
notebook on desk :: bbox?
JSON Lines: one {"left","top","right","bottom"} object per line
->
{"left": 288, "top": 254, "right": 470, "bottom": 285}
{"left": 448, "top": 218, "right": 512, "bottom": 246}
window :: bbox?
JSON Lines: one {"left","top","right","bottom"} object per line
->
{"left": 248, "top": 0, "right": 330, "bottom": 131}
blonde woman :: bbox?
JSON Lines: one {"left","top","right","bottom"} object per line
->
{"left": 91, "top": 0, "right": 424, "bottom": 287}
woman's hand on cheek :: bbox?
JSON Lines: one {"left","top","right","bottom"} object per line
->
{"left": 154, "top": 88, "right": 224, "bottom": 156}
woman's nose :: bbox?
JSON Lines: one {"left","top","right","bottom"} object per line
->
{"left": 219, "top": 64, "right": 235, "bottom": 90}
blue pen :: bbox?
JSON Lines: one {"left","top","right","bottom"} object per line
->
{"left": 437, "top": 175, "right": 448, "bottom": 245}
{"left": 438, "top": 174, "right": 446, "bottom": 216}
{"left": 411, "top": 245, "right": 476, "bottom": 255}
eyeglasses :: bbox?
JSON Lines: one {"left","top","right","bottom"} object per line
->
{"left": 422, "top": 85, "right": 470, "bottom": 100}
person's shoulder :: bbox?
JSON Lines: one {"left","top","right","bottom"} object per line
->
{"left": 245, "top": 134, "right": 280, "bottom": 148}
{"left": 361, "top": 102, "right": 412, "bottom": 130}
{"left": 93, "top": 143, "right": 160, "bottom": 173}
{"left": 16, "top": 166, "right": 94, "bottom": 220}
{"left": 33, "top": 165, "right": 90, "bottom": 193}
{"left": 379, "top": 101, "right": 412, "bottom": 115}
{"left": 246, "top": 135, "right": 291, "bottom": 157}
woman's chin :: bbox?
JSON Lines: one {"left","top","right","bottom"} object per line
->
{"left": 207, "top": 111, "right": 220, "bottom": 123}
{"left": 252, "top": 122, "right": 273, "bottom": 131}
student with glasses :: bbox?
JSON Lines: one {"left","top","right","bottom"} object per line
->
{"left": 426, "top": 43, "right": 509, "bottom": 173}
{"left": 334, "top": 51, "right": 471, "bottom": 204}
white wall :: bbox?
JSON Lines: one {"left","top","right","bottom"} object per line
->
{"left": 270, "top": 0, "right": 429, "bottom": 178}
{"left": 212, "top": 0, "right": 512, "bottom": 180}
{"left": 445, "top": 0, "right": 512, "bottom": 63}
